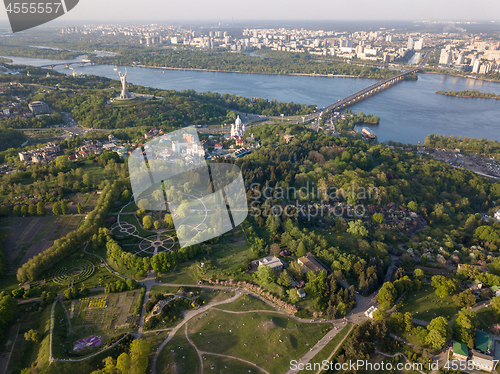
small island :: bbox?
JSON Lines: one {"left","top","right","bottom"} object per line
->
{"left": 436, "top": 90, "right": 500, "bottom": 100}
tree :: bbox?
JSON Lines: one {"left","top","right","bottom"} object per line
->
{"left": 427, "top": 316, "right": 450, "bottom": 340}
{"left": 13, "top": 205, "right": 21, "bottom": 217}
{"left": 404, "top": 312, "right": 413, "bottom": 332}
{"left": 304, "top": 271, "right": 326, "bottom": 298}
{"left": 242, "top": 257, "right": 252, "bottom": 271}
{"left": 21, "top": 205, "right": 29, "bottom": 217}
{"left": 377, "top": 282, "right": 397, "bottom": 309}
{"left": 129, "top": 338, "right": 151, "bottom": 373}
{"left": 77, "top": 202, "right": 83, "bottom": 214}
{"left": 453, "top": 289, "right": 477, "bottom": 308}
{"left": 431, "top": 275, "right": 459, "bottom": 297}
{"left": 142, "top": 216, "right": 153, "bottom": 230}
{"left": 36, "top": 202, "right": 46, "bottom": 216}
{"left": 347, "top": 220, "right": 368, "bottom": 238}
{"left": 255, "top": 265, "right": 275, "bottom": 284}
{"left": 164, "top": 213, "right": 174, "bottom": 228}
{"left": 28, "top": 204, "right": 37, "bottom": 216}
{"left": 136, "top": 209, "right": 146, "bottom": 220}
{"left": 126, "top": 278, "right": 137, "bottom": 290}
{"left": 270, "top": 243, "right": 281, "bottom": 256}
{"left": 116, "top": 352, "right": 131, "bottom": 373}
{"left": 389, "top": 312, "right": 404, "bottom": 331}
{"left": 52, "top": 202, "right": 62, "bottom": 215}
{"left": 413, "top": 268, "right": 424, "bottom": 280}
{"left": 425, "top": 328, "right": 447, "bottom": 350}
{"left": 287, "top": 289, "right": 300, "bottom": 304}
{"left": 55, "top": 155, "right": 70, "bottom": 170}
{"left": 296, "top": 242, "right": 306, "bottom": 257}
{"left": 61, "top": 200, "right": 69, "bottom": 215}
{"left": 0, "top": 205, "right": 10, "bottom": 217}
{"left": 154, "top": 220, "right": 161, "bottom": 230}
{"left": 288, "top": 261, "right": 304, "bottom": 281}
{"left": 372, "top": 212, "right": 384, "bottom": 224}
{"left": 491, "top": 296, "right": 500, "bottom": 321}
{"left": 24, "top": 329, "right": 42, "bottom": 343}
{"left": 277, "top": 269, "right": 292, "bottom": 287}
{"left": 407, "top": 201, "right": 418, "bottom": 212}
{"left": 453, "top": 310, "right": 478, "bottom": 347}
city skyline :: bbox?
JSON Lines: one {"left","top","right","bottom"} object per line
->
{"left": 0, "top": 0, "right": 500, "bottom": 24}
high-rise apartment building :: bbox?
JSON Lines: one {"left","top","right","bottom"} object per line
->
{"left": 407, "top": 37, "right": 414, "bottom": 50}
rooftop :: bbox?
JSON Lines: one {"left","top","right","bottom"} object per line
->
{"left": 475, "top": 330, "right": 492, "bottom": 353}
{"left": 453, "top": 340, "right": 468, "bottom": 357}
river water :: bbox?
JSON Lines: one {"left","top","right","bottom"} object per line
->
{"left": 3, "top": 55, "right": 500, "bottom": 144}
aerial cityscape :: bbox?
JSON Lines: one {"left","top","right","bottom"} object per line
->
{"left": 0, "top": 2, "right": 500, "bottom": 374}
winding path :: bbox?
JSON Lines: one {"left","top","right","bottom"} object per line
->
{"left": 151, "top": 289, "right": 244, "bottom": 374}
{"left": 375, "top": 350, "right": 427, "bottom": 374}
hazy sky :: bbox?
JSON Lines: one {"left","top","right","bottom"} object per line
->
{"left": 0, "top": 0, "right": 499, "bottom": 23}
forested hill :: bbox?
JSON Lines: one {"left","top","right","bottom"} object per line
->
{"left": 0, "top": 129, "right": 27, "bottom": 151}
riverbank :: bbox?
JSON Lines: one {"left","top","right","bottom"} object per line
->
{"left": 421, "top": 69, "right": 500, "bottom": 83}
{"left": 132, "top": 63, "right": 386, "bottom": 79}
{"left": 436, "top": 90, "right": 500, "bottom": 100}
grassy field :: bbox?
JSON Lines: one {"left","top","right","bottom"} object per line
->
{"left": 159, "top": 263, "right": 198, "bottom": 285}
{"left": 476, "top": 306, "right": 497, "bottom": 334}
{"left": 143, "top": 330, "right": 171, "bottom": 370}
{"left": 149, "top": 285, "right": 237, "bottom": 306}
{"left": 216, "top": 294, "right": 276, "bottom": 312}
{"left": 156, "top": 328, "right": 201, "bottom": 374}
{"left": 399, "top": 285, "right": 459, "bottom": 321}
{"left": 187, "top": 309, "right": 330, "bottom": 374}
{"left": 298, "top": 323, "right": 352, "bottom": 374}
{"left": 202, "top": 354, "right": 258, "bottom": 373}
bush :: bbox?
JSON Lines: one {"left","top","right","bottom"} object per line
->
{"left": 295, "top": 308, "right": 312, "bottom": 319}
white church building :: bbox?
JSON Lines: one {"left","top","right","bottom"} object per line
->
{"left": 230, "top": 115, "right": 246, "bottom": 138}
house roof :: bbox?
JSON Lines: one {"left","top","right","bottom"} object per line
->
{"left": 471, "top": 349, "right": 494, "bottom": 362}
{"left": 475, "top": 330, "right": 492, "bottom": 352}
{"left": 453, "top": 340, "right": 468, "bottom": 357}
{"left": 259, "top": 256, "right": 283, "bottom": 269}
{"left": 298, "top": 254, "right": 328, "bottom": 274}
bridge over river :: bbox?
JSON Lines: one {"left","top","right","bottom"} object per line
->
{"left": 40, "top": 59, "right": 95, "bottom": 69}
{"left": 292, "top": 49, "right": 433, "bottom": 124}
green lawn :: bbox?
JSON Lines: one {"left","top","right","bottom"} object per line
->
{"left": 143, "top": 330, "right": 171, "bottom": 371}
{"left": 476, "top": 306, "right": 497, "bottom": 334}
{"left": 156, "top": 328, "right": 200, "bottom": 374}
{"left": 216, "top": 294, "right": 276, "bottom": 312}
{"left": 159, "top": 263, "right": 198, "bottom": 285}
{"left": 298, "top": 323, "right": 352, "bottom": 374}
{"left": 187, "top": 309, "right": 331, "bottom": 374}
{"left": 149, "top": 285, "right": 236, "bottom": 306}
{"left": 202, "top": 354, "right": 257, "bottom": 374}
{"left": 399, "top": 285, "right": 459, "bottom": 322}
